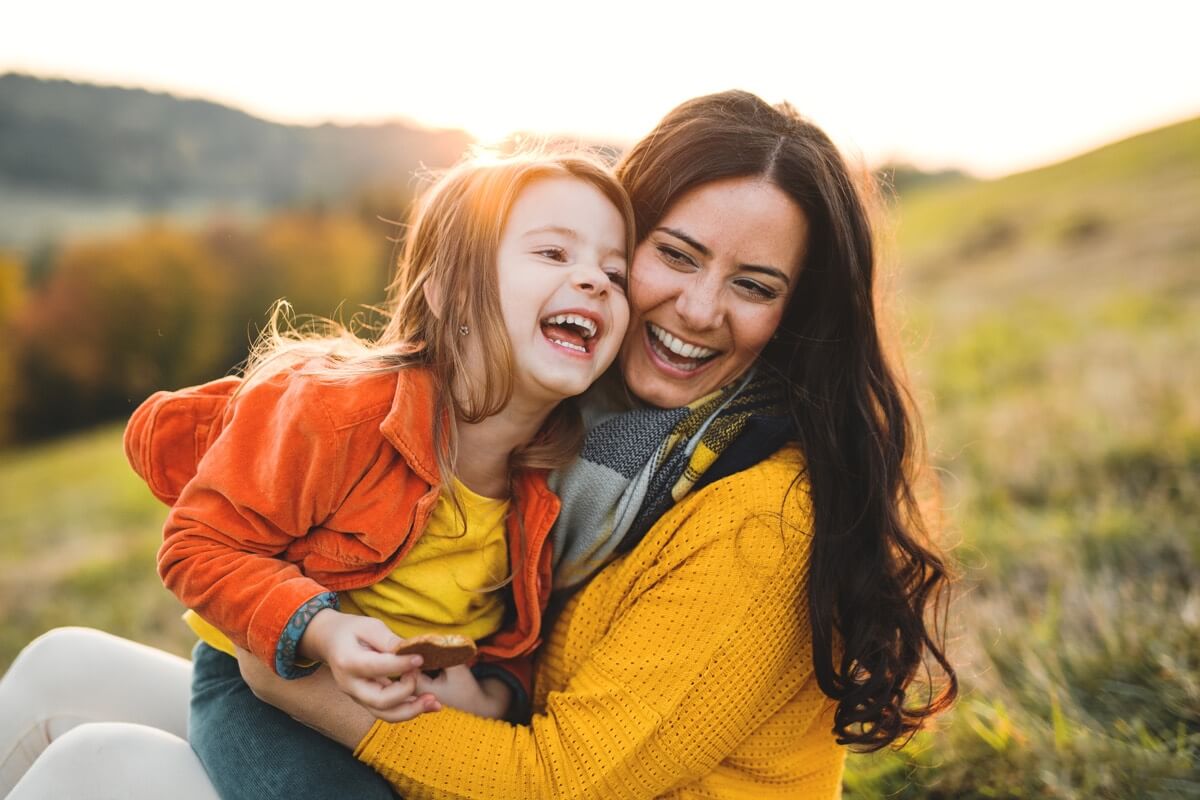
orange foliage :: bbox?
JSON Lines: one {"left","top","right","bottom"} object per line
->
{"left": 0, "top": 254, "right": 25, "bottom": 444}
{"left": 8, "top": 211, "right": 393, "bottom": 439}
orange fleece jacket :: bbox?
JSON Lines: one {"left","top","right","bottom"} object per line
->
{"left": 125, "top": 366, "right": 559, "bottom": 689}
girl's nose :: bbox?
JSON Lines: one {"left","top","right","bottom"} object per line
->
{"left": 573, "top": 262, "right": 609, "bottom": 295}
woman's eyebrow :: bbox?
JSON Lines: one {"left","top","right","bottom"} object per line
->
{"left": 657, "top": 226, "right": 790, "bottom": 284}
{"left": 742, "top": 264, "right": 791, "bottom": 285}
{"left": 656, "top": 226, "right": 710, "bottom": 256}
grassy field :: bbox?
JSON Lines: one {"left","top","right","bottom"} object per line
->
{"left": 842, "top": 117, "right": 1200, "bottom": 797}
{"left": 0, "top": 424, "right": 194, "bottom": 662}
{"left": 1, "top": 117, "right": 1198, "bottom": 798}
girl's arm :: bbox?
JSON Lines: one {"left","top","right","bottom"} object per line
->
{"left": 242, "top": 459, "right": 827, "bottom": 799}
{"left": 156, "top": 371, "right": 367, "bottom": 678}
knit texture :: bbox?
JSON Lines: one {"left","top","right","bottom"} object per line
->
{"left": 549, "top": 368, "right": 788, "bottom": 590}
{"left": 356, "top": 446, "right": 846, "bottom": 799}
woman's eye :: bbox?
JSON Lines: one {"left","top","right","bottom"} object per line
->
{"left": 657, "top": 245, "right": 695, "bottom": 268}
{"left": 735, "top": 279, "right": 779, "bottom": 300}
{"left": 536, "top": 247, "right": 567, "bottom": 262}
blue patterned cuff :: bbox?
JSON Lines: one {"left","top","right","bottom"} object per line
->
{"left": 470, "top": 662, "right": 531, "bottom": 725}
{"left": 274, "top": 592, "right": 339, "bottom": 679}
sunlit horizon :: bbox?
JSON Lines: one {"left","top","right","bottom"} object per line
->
{"left": 4, "top": 0, "right": 1199, "bottom": 178}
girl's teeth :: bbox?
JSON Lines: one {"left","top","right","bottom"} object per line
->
{"left": 543, "top": 313, "right": 597, "bottom": 339}
{"left": 550, "top": 338, "right": 587, "bottom": 353}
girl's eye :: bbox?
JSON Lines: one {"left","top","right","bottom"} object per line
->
{"left": 735, "top": 279, "right": 780, "bottom": 300}
{"left": 604, "top": 269, "right": 628, "bottom": 290}
{"left": 536, "top": 247, "right": 567, "bottom": 262}
{"left": 657, "top": 244, "right": 696, "bottom": 268}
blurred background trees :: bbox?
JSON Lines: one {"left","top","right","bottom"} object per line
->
{"left": 0, "top": 74, "right": 449, "bottom": 445}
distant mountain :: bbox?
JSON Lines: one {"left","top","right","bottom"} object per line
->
{"left": 0, "top": 73, "right": 473, "bottom": 206}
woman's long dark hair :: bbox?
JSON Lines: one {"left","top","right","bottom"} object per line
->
{"left": 616, "top": 90, "right": 957, "bottom": 750}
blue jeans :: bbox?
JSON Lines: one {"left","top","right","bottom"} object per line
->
{"left": 189, "top": 642, "right": 400, "bottom": 800}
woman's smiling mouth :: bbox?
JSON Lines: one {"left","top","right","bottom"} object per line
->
{"left": 645, "top": 323, "right": 720, "bottom": 372}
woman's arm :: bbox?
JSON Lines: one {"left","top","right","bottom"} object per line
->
{"left": 235, "top": 654, "right": 378, "bottom": 745}
{"left": 244, "top": 459, "right": 825, "bottom": 799}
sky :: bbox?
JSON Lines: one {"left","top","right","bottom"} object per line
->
{"left": 3, "top": 0, "right": 1199, "bottom": 178}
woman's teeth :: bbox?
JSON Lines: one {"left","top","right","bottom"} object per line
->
{"left": 648, "top": 323, "right": 718, "bottom": 362}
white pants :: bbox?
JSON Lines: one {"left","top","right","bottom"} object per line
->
{"left": 0, "top": 628, "right": 218, "bottom": 800}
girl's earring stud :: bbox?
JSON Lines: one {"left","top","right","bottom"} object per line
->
{"left": 459, "top": 325, "right": 470, "bottom": 336}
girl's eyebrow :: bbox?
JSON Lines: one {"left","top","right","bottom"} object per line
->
{"left": 525, "top": 225, "right": 626, "bottom": 261}
{"left": 522, "top": 225, "right": 579, "bottom": 240}
{"left": 655, "top": 226, "right": 791, "bottom": 286}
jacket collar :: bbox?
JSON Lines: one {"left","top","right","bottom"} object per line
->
{"left": 378, "top": 367, "right": 446, "bottom": 487}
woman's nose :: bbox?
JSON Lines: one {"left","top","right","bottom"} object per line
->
{"left": 674, "top": 273, "right": 724, "bottom": 330}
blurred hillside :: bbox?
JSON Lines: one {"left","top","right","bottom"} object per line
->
{"left": 0, "top": 73, "right": 472, "bottom": 247}
{"left": 843, "top": 114, "right": 1200, "bottom": 797}
{"left": 0, "top": 98, "right": 1197, "bottom": 796}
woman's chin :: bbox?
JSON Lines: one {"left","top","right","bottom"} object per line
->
{"left": 621, "top": 339, "right": 733, "bottom": 408}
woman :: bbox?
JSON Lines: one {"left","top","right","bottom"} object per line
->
{"left": 0, "top": 90, "right": 955, "bottom": 799}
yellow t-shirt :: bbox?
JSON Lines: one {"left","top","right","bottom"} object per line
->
{"left": 186, "top": 478, "right": 511, "bottom": 656}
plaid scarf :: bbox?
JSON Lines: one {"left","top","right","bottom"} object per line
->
{"left": 549, "top": 368, "right": 792, "bottom": 590}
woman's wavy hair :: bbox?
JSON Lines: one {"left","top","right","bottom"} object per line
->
{"left": 616, "top": 90, "right": 956, "bottom": 750}
{"left": 240, "top": 149, "right": 635, "bottom": 480}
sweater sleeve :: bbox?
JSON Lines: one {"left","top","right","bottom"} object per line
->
{"left": 355, "top": 471, "right": 821, "bottom": 799}
{"left": 157, "top": 372, "right": 347, "bottom": 677}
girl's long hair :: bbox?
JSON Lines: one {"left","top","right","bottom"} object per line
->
{"left": 239, "top": 150, "right": 636, "bottom": 482}
{"left": 616, "top": 90, "right": 956, "bottom": 750}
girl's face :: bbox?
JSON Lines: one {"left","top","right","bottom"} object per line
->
{"left": 496, "top": 176, "right": 630, "bottom": 407}
{"left": 619, "top": 176, "right": 808, "bottom": 408}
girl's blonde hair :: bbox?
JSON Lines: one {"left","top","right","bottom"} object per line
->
{"left": 238, "top": 148, "right": 635, "bottom": 485}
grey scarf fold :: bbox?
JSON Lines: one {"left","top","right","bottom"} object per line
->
{"left": 549, "top": 369, "right": 790, "bottom": 589}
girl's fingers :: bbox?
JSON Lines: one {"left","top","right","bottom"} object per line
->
{"left": 373, "top": 693, "right": 441, "bottom": 723}
{"left": 355, "top": 621, "right": 405, "bottom": 655}
{"left": 349, "top": 672, "right": 418, "bottom": 710}
{"left": 413, "top": 669, "right": 447, "bottom": 694}
{"left": 343, "top": 651, "right": 424, "bottom": 680}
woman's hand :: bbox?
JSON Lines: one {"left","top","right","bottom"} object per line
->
{"left": 297, "top": 608, "right": 440, "bottom": 720}
{"left": 416, "top": 666, "right": 513, "bottom": 720}
{"left": 234, "top": 646, "right": 438, "bottom": 750}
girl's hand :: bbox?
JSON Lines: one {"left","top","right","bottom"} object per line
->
{"left": 416, "top": 665, "right": 513, "bottom": 720}
{"left": 296, "top": 609, "right": 441, "bottom": 721}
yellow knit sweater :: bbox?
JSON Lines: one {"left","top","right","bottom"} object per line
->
{"left": 355, "top": 445, "right": 845, "bottom": 799}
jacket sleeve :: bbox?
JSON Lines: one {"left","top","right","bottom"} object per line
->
{"left": 470, "top": 656, "right": 533, "bottom": 724}
{"left": 354, "top": 478, "right": 823, "bottom": 799}
{"left": 124, "top": 376, "right": 242, "bottom": 506}
{"left": 157, "top": 372, "right": 347, "bottom": 677}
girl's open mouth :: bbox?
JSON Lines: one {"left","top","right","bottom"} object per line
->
{"left": 540, "top": 313, "right": 599, "bottom": 355}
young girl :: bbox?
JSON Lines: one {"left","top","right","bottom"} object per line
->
{"left": 124, "top": 150, "right": 633, "bottom": 741}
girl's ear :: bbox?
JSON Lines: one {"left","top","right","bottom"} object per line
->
{"left": 423, "top": 277, "right": 444, "bottom": 320}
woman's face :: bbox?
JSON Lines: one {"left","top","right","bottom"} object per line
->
{"left": 618, "top": 176, "right": 808, "bottom": 408}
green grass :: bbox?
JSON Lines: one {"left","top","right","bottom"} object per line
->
{"left": 839, "top": 117, "right": 1200, "bottom": 797}
{"left": 0, "top": 423, "right": 195, "bottom": 662}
